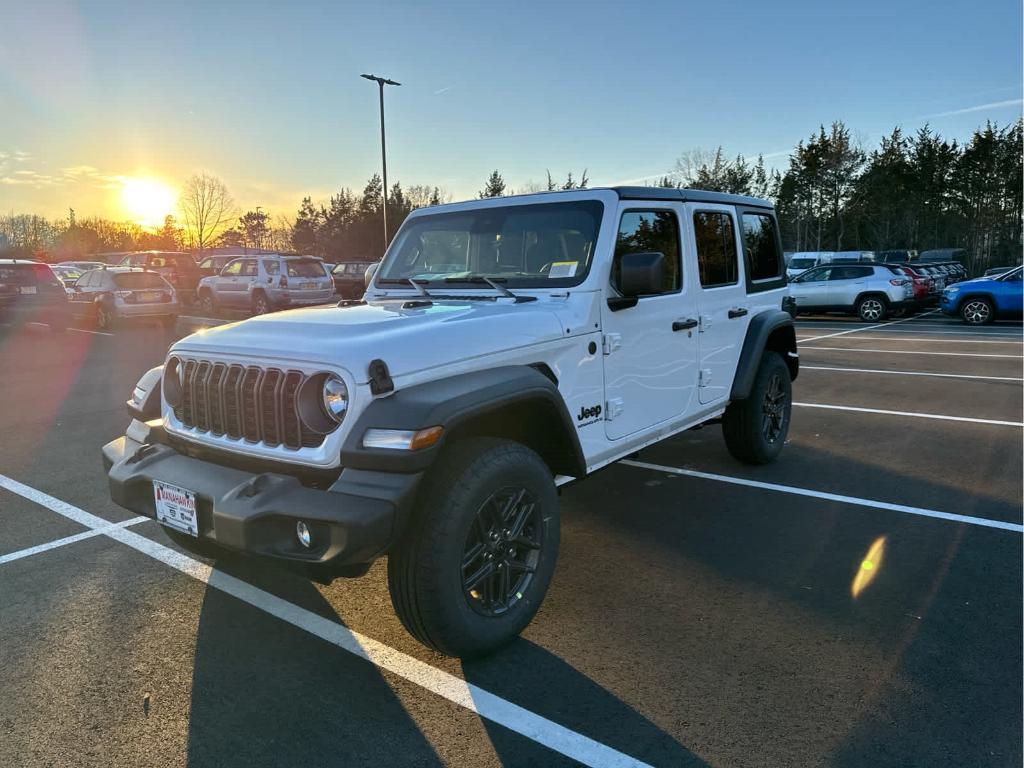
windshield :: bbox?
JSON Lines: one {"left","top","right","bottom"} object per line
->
{"left": 789, "top": 258, "right": 817, "bottom": 269}
{"left": 377, "top": 200, "right": 603, "bottom": 288}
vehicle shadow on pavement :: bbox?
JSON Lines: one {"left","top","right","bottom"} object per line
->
{"left": 180, "top": 550, "right": 708, "bottom": 767}
{"left": 183, "top": 555, "right": 446, "bottom": 768}
{"left": 462, "top": 640, "right": 711, "bottom": 767}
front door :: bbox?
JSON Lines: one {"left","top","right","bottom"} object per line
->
{"left": 215, "top": 259, "right": 245, "bottom": 306}
{"left": 789, "top": 265, "right": 832, "bottom": 311}
{"left": 687, "top": 204, "right": 749, "bottom": 405}
{"left": 601, "top": 205, "right": 699, "bottom": 440}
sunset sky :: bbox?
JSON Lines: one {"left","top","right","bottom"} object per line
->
{"left": 1, "top": 0, "right": 1021, "bottom": 228}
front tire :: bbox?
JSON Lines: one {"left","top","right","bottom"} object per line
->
{"left": 961, "top": 297, "right": 994, "bottom": 325}
{"left": 722, "top": 351, "right": 792, "bottom": 465}
{"left": 199, "top": 290, "right": 217, "bottom": 317}
{"left": 387, "top": 438, "right": 560, "bottom": 658}
{"left": 856, "top": 295, "right": 888, "bottom": 322}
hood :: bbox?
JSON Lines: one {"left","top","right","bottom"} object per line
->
{"left": 172, "top": 298, "right": 568, "bottom": 382}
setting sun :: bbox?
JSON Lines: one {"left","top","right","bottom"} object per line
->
{"left": 120, "top": 177, "right": 176, "bottom": 227}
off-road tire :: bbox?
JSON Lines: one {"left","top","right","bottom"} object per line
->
{"left": 722, "top": 351, "right": 792, "bottom": 465}
{"left": 387, "top": 437, "right": 560, "bottom": 658}
{"left": 856, "top": 295, "right": 888, "bottom": 322}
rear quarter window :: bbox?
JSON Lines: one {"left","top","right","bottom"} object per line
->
{"left": 741, "top": 213, "right": 782, "bottom": 281}
{"left": 286, "top": 260, "right": 328, "bottom": 278}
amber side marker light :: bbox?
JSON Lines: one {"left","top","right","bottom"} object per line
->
{"left": 851, "top": 535, "right": 887, "bottom": 599}
{"left": 362, "top": 426, "right": 444, "bottom": 451}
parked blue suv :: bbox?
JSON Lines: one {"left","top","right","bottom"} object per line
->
{"left": 940, "top": 265, "right": 1023, "bottom": 324}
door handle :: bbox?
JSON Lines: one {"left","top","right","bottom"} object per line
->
{"left": 728, "top": 308, "right": 748, "bottom": 319}
{"left": 672, "top": 318, "right": 698, "bottom": 331}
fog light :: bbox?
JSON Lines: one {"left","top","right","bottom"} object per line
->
{"left": 296, "top": 521, "right": 312, "bottom": 548}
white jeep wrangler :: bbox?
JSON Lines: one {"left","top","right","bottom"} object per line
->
{"left": 103, "top": 187, "right": 798, "bottom": 658}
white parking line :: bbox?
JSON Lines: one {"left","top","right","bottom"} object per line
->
{"left": 797, "top": 335, "right": 1022, "bottom": 345}
{"left": 801, "top": 365, "right": 1023, "bottom": 383}
{"left": 1, "top": 322, "right": 113, "bottom": 337}
{"left": 797, "top": 311, "right": 934, "bottom": 344}
{"left": 794, "top": 402, "right": 1023, "bottom": 427}
{"left": 802, "top": 346, "right": 1022, "bottom": 359}
{"left": 0, "top": 516, "right": 148, "bottom": 565}
{"left": 619, "top": 460, "right": 1023, "bottom": 533}
{"left": 797, "top": 327, "right": 1023, "bottom": 338}
{"left": 0, "top": 473, "right": 652, "bottom": 768}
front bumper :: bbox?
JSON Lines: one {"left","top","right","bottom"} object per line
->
{"left": 103, "top": 419, "right": 421, "bottom": 577}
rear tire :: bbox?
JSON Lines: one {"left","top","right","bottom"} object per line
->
{"left": 960, "top": 297, "right": 994, "bottom": 325}
{"left": 251, "top": 291, "right": 270, "bottom": 316}
{"left": 95, "top": 302, "right": 116, "bottom": 331}
{"left": 387, "top": 438, "right": 560, "bottom": 658}
{"left": 856, "top": 295, "right": 888, "bottom": 322}
{"left": 722, "top": 351, "right": 792, "bottom": 465}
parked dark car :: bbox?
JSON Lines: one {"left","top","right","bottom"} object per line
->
{"left": 69, "top": 267, "right": 179, "bottom": 330}
{"left": 117, "top": 251, "right": 201, "bottom": 304}
{"left": 918, "top": 248, "right": 968, "bottom": 267}
{"left": 331, "top": 261, "right": 372, "bottom": 299}
{"left": 197, "top": 254, "right": 236, "bottom": 279}
{"left": 877, "top": 249, "right": 917, "bottom": 263}
{"left": 0, "top": 259, "right": 71, "bottom": 331}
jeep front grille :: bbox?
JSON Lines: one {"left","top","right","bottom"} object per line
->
{"left": 174, "top": 358, "right": 323, "bottom": 449}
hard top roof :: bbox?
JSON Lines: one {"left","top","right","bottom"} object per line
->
{"left": 609, "top": 186, "right": 773, "bottom": 209}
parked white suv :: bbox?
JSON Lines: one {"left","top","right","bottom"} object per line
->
{"left": 103, "top": 187, "right": 799, "bottom": 657}
{"left": 197, "top": 254, "right": 334, "bottom": 316}
{"left": 788, "top": 263, "right": 914, "bottom": 321}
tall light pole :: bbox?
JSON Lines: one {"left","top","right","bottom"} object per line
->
{"left": 361, "top": 73, "right": 400, "bottom": 253}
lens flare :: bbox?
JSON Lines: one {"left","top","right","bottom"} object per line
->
{"left": 851, "top": 535, "right": 887, "bottom": 598}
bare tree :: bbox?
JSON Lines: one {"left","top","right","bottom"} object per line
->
{"left": 179, "top": 173, "right": 235, "bottom": 252}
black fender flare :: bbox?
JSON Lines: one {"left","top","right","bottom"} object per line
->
{"left": 341, "top": 365, "right": 586, "bottom": 476}
{"left": 729, "top": 310, "right": 798, "bottom": 401}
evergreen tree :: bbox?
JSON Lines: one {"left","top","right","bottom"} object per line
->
{"left": 479, "top": 170, "right": 507, "bottom": 198}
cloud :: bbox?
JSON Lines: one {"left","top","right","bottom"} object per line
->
{"left": 13, "top": 150, "right": 31, "bottom": 162}
{"left": 433, "top": 86, "right": 454, "bottom": 96}
{"left": 917, "top": 98, "right": 1023, "bottom": 119}
{"left": 61, "top": 164, "right": 100, "bottom": 176}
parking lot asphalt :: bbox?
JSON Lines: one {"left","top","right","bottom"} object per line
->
{"left": 1, "top": 310, "right": 1021, "bottom": 767}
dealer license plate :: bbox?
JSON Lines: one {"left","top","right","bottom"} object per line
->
{"left": 153, "top": 480, "right": 198, "bottom": 536}
{"left": 19, "top": 286, "right": 37, "bottom": 295}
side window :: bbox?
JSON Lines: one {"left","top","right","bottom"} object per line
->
{"left": 78, "top": 272, "right": 93, "bottom": 288}
{"left": 802, "top": 267, "right": 831, "bottom": 282}
{"left": 240, "top": 260, "right": 259, "bottom": 277}
{"left": 148, "top": 256, "right": 167, "bottom": 268}
{"left": 262, "top": 260, "right": 281, "bottom": 275}
{"left": 741, "top": 213, "right": 781, "bottom": 281}
{"left": 694, "top": 211, "right": 739, "bottom": 287}
{"left": 612, "top": 210, "right": 681, "bottom": 294}
{"left": 222, "top": 260, "right": 243, "bottom": 276}
{"left": 828, "top": 267, "right": 854, "bottom": 281}
{"left": 200, "top": 258, "right": 213, "bottom": 269}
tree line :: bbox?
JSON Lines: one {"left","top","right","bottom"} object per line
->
{"left": 1, "top": 120, "right": 1019, "bottom": 273}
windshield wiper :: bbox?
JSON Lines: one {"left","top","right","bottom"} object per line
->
{"left": 378, "top": 277, "right": 434, "bottom": 297}
{"left": 442, "top": 275, "right": 537, "bottom": 303}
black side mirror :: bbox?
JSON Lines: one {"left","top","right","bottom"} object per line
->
{"left": 609, "top": 252, "right": 665, "bottom": 311}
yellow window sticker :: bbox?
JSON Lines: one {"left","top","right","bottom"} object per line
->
{"left": 548, "top": 261, "right": 578, "bottom": 278}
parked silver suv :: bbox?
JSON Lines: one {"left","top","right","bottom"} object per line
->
{"left": 788, "top": 263, "right": 914, "bottom": 321}
{"left": 197, "top": 255, "right": 335, "bottom": 316}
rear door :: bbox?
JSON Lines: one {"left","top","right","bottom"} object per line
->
{"left": 687, "top": 204, "right": 748, "bottom": 405}
{"left": 789, "top": 266, "right": 832, "bottom": 309}
{"left": 827, "top": 265, "right": 872, "bottom": 307}
{"left": 601, "top": 205, "right": 698, "bottom": 440}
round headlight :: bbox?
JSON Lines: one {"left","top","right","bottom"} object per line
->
{"left": 322, "top": 376, "right": 349, "bottom": 423}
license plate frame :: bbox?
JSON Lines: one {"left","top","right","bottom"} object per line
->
{"left": 153, "top": 480, "right": 198, "bottom": 537}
